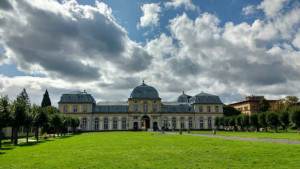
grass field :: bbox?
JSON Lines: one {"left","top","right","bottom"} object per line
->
{"left": 0, "top": 132, "right": 299, "bottom": 169}
{"left": 179, "top": 130, "right": 300, "bottom": 141}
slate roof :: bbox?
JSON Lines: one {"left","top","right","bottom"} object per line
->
{"left": 189, "top": 92, "right": 223, "bottom": 104}
{"left": 58, "top": 91, "right": 96, "bottom": 103}
{"left": 129, "top": 81, "right": 160, "bottom": 99}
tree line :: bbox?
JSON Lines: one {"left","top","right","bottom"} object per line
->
{"left": 217, "top": 97, "right": 300, "bottom": 133}
{"left": 0, "top": 89, "right": 80, "bottom": 148}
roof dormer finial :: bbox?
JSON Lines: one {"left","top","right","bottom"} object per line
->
{"left": 183, "top": 91, "right": 185, "bottom": 94}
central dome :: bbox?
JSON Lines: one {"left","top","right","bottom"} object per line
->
{"left": 130, "top": 81, "right": 160, "bottom": 99}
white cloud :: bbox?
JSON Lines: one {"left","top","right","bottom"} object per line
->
{"left": 165, "top": 0, "right": 197, "bottom": 11}
{"left": 139, "top": 3, "right": 161, "bottom": 28}
{"left": 257, "top": 0, "right": 290, "bottom": 18}
{"left": 242, "top": 5, "right": 256, "bottom": 16}
{"left": 292, "top": 29, "right": 300, "bottom": 49}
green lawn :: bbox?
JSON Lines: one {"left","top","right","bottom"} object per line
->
{"left": 0, "top": 132, "right": 299, "bottom": 169}
{"left": 183, "top": 130, "right": 300, "bottom": 141}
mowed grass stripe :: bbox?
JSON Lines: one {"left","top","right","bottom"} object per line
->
{"left": 0, "top": 132, "right": 299, "bottom": 169}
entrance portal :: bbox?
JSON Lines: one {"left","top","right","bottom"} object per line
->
{"left": 141, "top": 115, "right": 150, "bottom": 130}
{"left": 153, "top": 122, "right": 158, "bottom": 131}
{"left": 133, "top": 122, "right": 138, "bottom": 131}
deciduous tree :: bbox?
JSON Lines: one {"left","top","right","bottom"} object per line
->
{"left": 290, "top": 107, "right": 300, "bottom": 133}
{"left": 259, "top": 98, "right": 270, "bottom": 112}
{"left": 250, "top": 114, "right": 259, "bottom": 131}
{"left": 266, "top": 112, "right": 280, "bottom": 133}
{"left": 0, "top": 96, "right": 11, "bottom": 148}
{"left": 279, "top": 111, "right": 290, "bottom": 132}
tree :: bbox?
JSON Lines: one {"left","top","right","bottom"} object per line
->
{"left": 229, "top": 116, "right": 237, "bottom": 131}
{"left": 223, "top": 116, "right": 229, "bottom": 129}
{"left": 242, "top": 114, "right": 250, "bottom": 131}
{"left": 279, "top": 111, "right": 290, "bottom": 132}
{"left": 277, "top": 96, "right": 299, "bottom": 111}
{"left": 12, "top": 99, "right": 27, "bottom": 145}
{"left": 290, "top": 107, "right": 300, "bottom": 133}
{"left": 235, "top": 115, "right": 244, "bottom": 131}
{"left": 266, "top": 112, "right": 280, "bottom": 133}
{"left": 70, "top": 117, "right": 80, "bottom": 133}
{"left": 50, "top": 114, "right": 62, "bottom": 137}
{"left": 223, "top": 105, "right": 241, "bottom": 116}
{"left": 258, "top": 112, "right": 268, "bottom": 132}
{"left": 41, "top": 89, "right": 51, "bottom": 108}
{"left": 17, "top": 88, "right": 30, "bottom": 106}
{"left": 24, "top": 106, "right": 33, "bottom": 143}
{"left": 0, "top": 96, "right": 11, "bottom": 148}
{"left": 33, "top": 105, "right": 48, "bottom": 141}
{"left": 250, "top": 114, "right": 259, "bottom": 132}
{"left": 259, "top": 98, "right": 270, "bottom": 112}
{"left": 214, "top": 117, "right": 220, "bottom": 129}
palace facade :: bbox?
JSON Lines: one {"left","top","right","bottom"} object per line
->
{"left": 59, "top": 81, "right": 224, "bottom": 131}
{"left": 230, "top": 95, "right": 278, "bottom": 115}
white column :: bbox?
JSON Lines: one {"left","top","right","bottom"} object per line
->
{"left": 138, "top": 117, "right": 141, "bottom": 129}
{"left": 109, "top": 117, "right": 112, "bottom": 130}
{"left": 118, "top": 118, "right": 122, "bottom": 130}
{"left": 150, "top": 116, "right": 153, "bottom": 129}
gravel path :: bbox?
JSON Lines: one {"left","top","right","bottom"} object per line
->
{"left": 165, "top": 132, "right": 300, "bottom": 145}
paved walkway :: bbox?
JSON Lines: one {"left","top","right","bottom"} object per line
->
{"left": 165, "top": 132, "right": 300, "bottom": 145}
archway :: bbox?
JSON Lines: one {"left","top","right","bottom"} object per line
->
{"left": 141, "top": 115, "right": 150, "bottom": 130}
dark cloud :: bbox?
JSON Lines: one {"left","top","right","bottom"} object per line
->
{"left": 0, "top": 0, "right": 151, "bottom": 81}
{"left": 98, "top": 76, "right": 140, "bottom": 90}
{"left": 0, "top": 0, "right": 13, "bottom": 11}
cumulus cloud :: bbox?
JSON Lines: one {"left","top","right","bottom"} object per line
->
{"left": 0, "top": 0, "right": 152, "bottom": 82}
{"left": 165, "top": 0, "right": 197, "bottom": 11}
{"left": 257, "top": 0, "right": 290, "bottom": 18}
{"left": 138, "top": 3, "right": 161, "bottom": 28}
{"left": 0, "top": 0, "right": 300, "bottom": 106}
{"left": 242, "top": 5, "right": 256, "bottom": 16}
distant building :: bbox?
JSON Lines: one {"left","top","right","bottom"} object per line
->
{"left": 229, "top": 95, "right": 278, "bottom": 115}
{"left": 58, "top": 81, "right": 224, "bottom": 131}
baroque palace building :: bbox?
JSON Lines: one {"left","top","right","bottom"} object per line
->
{"left": 59, "top": 81, "right": 224, "bottom": 131}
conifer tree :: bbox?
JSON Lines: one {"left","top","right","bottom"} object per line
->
{"left": 41, "top": 89, "right": 51, "bottom": 108}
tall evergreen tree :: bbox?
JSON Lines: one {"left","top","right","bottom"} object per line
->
{"left": 41, "top": 89, "right": 51, "bottom": 108}
{"left": 17, "top": 88, "right": 30, "bottom": 106}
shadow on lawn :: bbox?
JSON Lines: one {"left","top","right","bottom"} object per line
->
{"left": 0, "top": 133, "right": 81, "bottom": 154}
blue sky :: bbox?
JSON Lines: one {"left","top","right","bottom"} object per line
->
{"left": 0, "top": 0, "right": 299, "bottom": 106}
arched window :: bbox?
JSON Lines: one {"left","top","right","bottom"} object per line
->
{"left": 172, "top": 117, "right": 176, "bottom": 129}
{"left": 189, "top": 117, "right": 193, "bottom": 129}
{"left": 113, "top": 117, "right": 118, "bottom": 129}
{"left": 94, "top": 118, "right": 99, "bottom": 130}
{"left": 122, "top": 117, "right": 126, "bottom": 129}
{"left": 163, "top": 117, "right": 168, "bottom": 127}
{"left": 180, "top": 117, "right": 185, "bottom": 129}
{"left": 104, "top": 117, "right": 108, "bottom": 130}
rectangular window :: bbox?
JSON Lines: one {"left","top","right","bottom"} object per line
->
{"left": 189, "top": 117, "right": 193, "bottom": 128}
{"left": 244, "top": 106, "right": 248, "bottom": 111}
{"left": 251, "top": 106, "right": 256, "bottom": 110}
{"left": 153, "top": 105, "right": 157, "bottom": 112}
{"left": 143, "top": 104, "right": 148, "bottom": 113}
{"left": 73, "top": 105, "right": 78, "bottom": 112}
{"left": 83, "top": 105, "right": 87, "bottom": 112}
{"left": 164, "top": 117, "right": 168, "bottom": 127}
{"left": 122, "top": 118, "right": 126, "bottom": 129}
{"left": 208, "top": 117, "right": 212, "bottom": 129}
{"left": 200, "top": 117, "right": 204, "bottom": 129}
{"left": 207, "top": 106, "right": 211, "bottom": 112}
{"left": 104, "top": 117, "right": 108, "bottom": 130}
{"left": 199, "top": 106, "right": 203, "bottom": 112}
{"left": 63, "top": 105, "right": 68, "bottom": 113}
{"left": 133, "top": 105, "right": 138, "bottom": 112}
{"left": 172, "top": 117, "right": 176, "bottom": 129}
{"left": 134, "top": 116, "right": 138, "bottom": 120}
{"left": 152, "top": 116, "right": 157, "bottom": 120}
{"left": 215, "top": 106, "right": 219, "bottom": 112}
{"left": 82, "top": 118, "right": 87, "bottom": 130}
{"left": 113, "top": 117, "right": 118, "bottom": 129}
{"left": 94, "top": 118, "right": 99, "bottom": 130}
{"left": 180, "top": 117, "right": 185, "bottom": 129}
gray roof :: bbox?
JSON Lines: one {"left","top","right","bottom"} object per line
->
{"left": 129, "top": 81, "right": 160, "bottom": 99}
{"left": 97, "top": 101, "right": 128, "bottom": 106}
{"left": 177, "top": 91, "right": 192, "bottom": 103}
{"left": 189, "top": 92, "right": 223, "bottom": 104}
{"left": 162, "top": 102, "right": 193, "bottom": 112}
{"left": 58, "top": 91, "right": 96, "bottom": 103}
